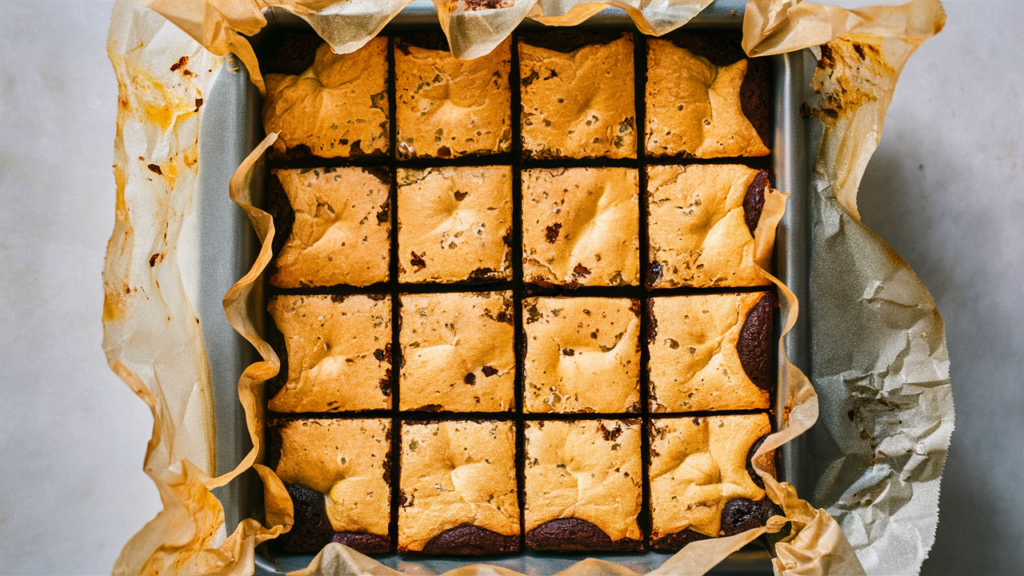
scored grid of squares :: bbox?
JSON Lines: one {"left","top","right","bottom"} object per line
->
{"left": 260, "top": 28, "right": 775, "bottom": 555}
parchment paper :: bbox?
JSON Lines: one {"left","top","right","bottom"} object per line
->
{"left": 102, "top": 1, "right": 951, "bottom": 575}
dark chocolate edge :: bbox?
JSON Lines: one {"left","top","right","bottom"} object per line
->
{"left": 518, "top": 29, "right": 632, "bottom": 55}
{"left": 525, "top": 518, "right": 643, "bottom": 552}
{"left": 743, "top": 169, "right": 770, "bottom": 236}
{"left": 408, "top": 523, "right": 521, "bottom": 555}
{"left": 737, "top": 291, "right": 777, "bottom": 392}
{"left": 262, "top": 32, "right": 323, "bottom": 76}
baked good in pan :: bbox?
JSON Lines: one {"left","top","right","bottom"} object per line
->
{"left": 648, "top": 292, "right": 775, "bottom": 412}
{"left": 522, "top": 297, "right": 641, "bottom": 414}
{"left": 398, "top": 420, "right": 520, "bottom": 554}
{"left": 649, "top": 414, "right": 776, "bottom": 550}
{"left": 646, "top": 164, "right": 774, "bottom": 289}
{"left": 268, "top": 418, "right": 392, "bottom": 553}
{"left": 268, "top": 294, "right": 391, "bottom": 413}
{"left": 645, "top": 32, "right": 770, "bottom": 159}
{"left": 270, "top": 167, "right": 390, "bottom": 288}
{"left": 523, "top": 419, "right": 643, "bottom": 551}
{"left": 263, "top": 34, "right": 389, "bottom": 161}
{"left": 395, "top": 35, "right": 511, "bottom": 159}
{"left": 397, "top": 166, "right": 512, "bottom": 284}
{"left": 399, "top": 291, "right": 515, "bottom": 412}
{"left": 519, "top": 32, "right": 636, "bottom": 159}
{"left": 522, "top": 167, "right": 639, "bottom": 287}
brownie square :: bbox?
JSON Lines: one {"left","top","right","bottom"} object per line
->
{"left": 399, "top": 292, "right": 515, "bottom": 412}
{"left": 268, "top": 418, "right": 392, "bottom": 554}
{"left": 523, "top": 420, "right": 643, "bottom": 551}
{"left": 397, "top": 166, "right": 513, "bottom": 283}
{"left": 263, "top": 35, "right": 389, "bottom": 161}
{"left": 519, "top": 32, "right": 636, "bottom": 159}
{"left": 645, "top": 32, "right": 770, "bottom": 159}
{"left": 648, "top": 292, "right": 775, "bottom": 412}
{"left": 647, "top": 164, "right": 774, "bottom": 289}
{"left": 649, "top": 414, "right": 776, "bottom": 550}
{"left": 522, "top": 168, "right": 639, "bottom": 287}
{"left": 268, "top": 295, "right": 391, "bottom": 413}
{"left": 395, "top": 35, "right": 512, "bottom": 159}
{"left": 398, "top": 420, "right": 520, "bottom": 554}
{"left": 523, "top": 297, "right": 641, "bottom": 414}
{"left": 270, "top": 167, "right": 390, "bottom": 288}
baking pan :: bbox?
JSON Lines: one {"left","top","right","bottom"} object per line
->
{"left": 193, "top": 1, "right": 811, "bottom": 573}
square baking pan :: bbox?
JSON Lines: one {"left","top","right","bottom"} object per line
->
{"left": 193, "top": 1, "right": 811, "bottom": 573}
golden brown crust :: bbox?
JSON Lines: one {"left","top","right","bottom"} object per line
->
{"left": 645, "top": 40, "right": 769, "bottom": 158}
{"left": 399, "top": 292, "right": 515, "bottom": 412}
{"left": 648, "top": 293, "right": 771, "bottom": 412}
{"left": 523, "top": 297, "right": 640, "bottom": 413}
{"left": 519, "top": 34, "right": 636, "bottom": 159}
{"left": 395, "top": 38, "right": 511, "bottom": 158}
{"left": 649, "top": 414, "right": 771, "bottom": 538}
{"left": 263, "top": 39, "right": 389, "bottom": 159}
{"left": 397, "top": 166, "right": 512, "bottom": 283}
{"left": 398, "top": 421, "right": 520, "bottom": 552}
{"left": 522, "top": 168, "right": 639, "bottom": 287}
{"left": 647, "top": 164, "right": 773, "bottom": 288}
{"left": 273, "top": 418, "right": 391, "bottom": 537}
{"left": 270, "top": 167, "right": 390, "bottom": 288}
{"left": 523, "top": 420, "right": 642, "bottom": 542}
{"left": 268, "top": 295, "right": 391, "bottom": 413}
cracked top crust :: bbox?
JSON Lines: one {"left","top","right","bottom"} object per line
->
{"left": 398, "top": 420, "right": 520, "bottom": 552}
{"left": 647, "top": 164, "right": 773, "bottom": 288}
{"left": 269, "top": 295, "right": 391, "bottom": 413}
{"left": 263, "top": 38, "right": 389, "bottom": 160}
{"left": 399, "top": 292, "right": 515, "bottom": 412}
{"left": 271, "top": 167, "right": 391, "bottom": 288}
{"left": 271, "top": 418, "right": 391, "bottom": 537}
{"left": 524, "top": 420, "right": 642, "bottom": 542}
{"left": 649, "top": 414, "right": 772, "bottom": 538}
{"left": 645, "top": 39, "right": 769, "bottom": 158}
{"left": 395, "top": 37, "right": 511, "bottom": 158}
{"left": 523, "top": 297, "right": 640, "bottom": 414}
{"left": 648, "top": 293, "right": 772, "bottom": 412}
{"left": 397, "top": 166, "right": 512, "bottom": 283}
{"left": 522, "top": 167, "right": 639, "bottom": 287}
{"left": 519, "top": 34, "right": 636, "bottom": 159}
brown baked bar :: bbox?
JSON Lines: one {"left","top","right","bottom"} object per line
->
{"left": 524, "top": 419, "right": 643, "bottom": 551}
{"left": 399, "top": 292, "right": 515, "bottom": 412}
{"left": 522, "top": 167, "right": 639, "bottom": 287}
{"left": 268, "top": 294, "right": 391, "bottom": 413}
{"left": 649, "top": 414, "right": 776, "bottom": 550}
{"left": 646, "top": 164, "right": 774, "bottom": 288}
{"left": 269, "top": 167, "right": 391, "bottom": 288}
{"left": 395, "top": 34, "right": 511, "bottom": 159}
{"left": 645, "top": 31, "right": 770, "bottom": 159}
{"left": 398, "top": 420, "right": 520, "bottom": 554}
{"left": 267, "top": 418, "right": 392, "bottom": 554}
{"left": 522, "top": 297, "right": 641, "bottom": 414}
{"left": 519, "top": 32, "right": 636, "bottom": 159}
{"left": 262, "top": 34, "right": 389, "bottom": 161}
{"left": 648, "top": 292, "right": 775, "bottom": 412}
{"left": 397, "top": 166, "right": 513, "bottom": 283}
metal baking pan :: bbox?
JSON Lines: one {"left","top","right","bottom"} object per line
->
{"left": 193, "top": 1, "right": 810, "bottom": 573}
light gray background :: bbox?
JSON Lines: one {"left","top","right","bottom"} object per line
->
{"left": 0, "top": 1, "right": 1018, "bottom": 574}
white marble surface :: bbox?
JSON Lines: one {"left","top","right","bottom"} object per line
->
{"left": 0, "top": 1, "right": 1018, "bottom": 574}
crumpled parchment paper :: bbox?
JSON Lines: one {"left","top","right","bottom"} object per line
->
{"left": 102, "top": 1, "right": 952, "bottom": 574}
